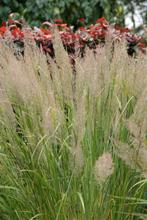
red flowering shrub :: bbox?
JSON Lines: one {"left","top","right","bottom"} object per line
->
{"left": 0, "top": 17, "right": 146, "bottom": 58}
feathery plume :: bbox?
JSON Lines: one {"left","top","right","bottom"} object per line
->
{"left": 94, "top": 152, "right": 114, "bottom": 183}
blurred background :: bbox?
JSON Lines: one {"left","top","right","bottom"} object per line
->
{"left": 0, "top": 0, "right": 147, "bottom": 32}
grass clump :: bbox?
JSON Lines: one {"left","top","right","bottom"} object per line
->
{"left": 0, "top": 33, "right": 147, "bottom": 220}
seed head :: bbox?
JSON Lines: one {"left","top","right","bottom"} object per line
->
{"left": 94, "top": 152, "right": 114, "bottom": 183}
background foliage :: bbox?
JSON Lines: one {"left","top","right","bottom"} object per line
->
{"left": 0, "top": 0, "right": 147, "bottom": 28}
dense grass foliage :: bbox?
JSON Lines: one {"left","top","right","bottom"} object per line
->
{"left": 0, "top": 33, "right": 147, "bottom": 220}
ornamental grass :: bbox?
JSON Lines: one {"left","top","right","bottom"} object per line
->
{"left": 0, "top": 31, "right": 147, "bottom": 220}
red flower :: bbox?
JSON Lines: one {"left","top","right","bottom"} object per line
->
{"left": 79, "top": 27, "right": 86, "bottom": 31}
{"left": 11, "top": 27, "right": 24, "bottom": 39}
{"left": 0, "top": 26, "right": 7, "bottom": 36}
{"left": 78, "top": 18, "right": 85, "bottom": 23}
{"left": 2, "top": 21, "right": 6, "bottom": 27}
{"left": 40, "top": 28, "right": 51, "bottom": 35}
{"left": 56, "top": 23, "right": 67, "bottom": 28}
{"left": 96, "top": 17, "right": 107, "bottom": 24}
{"left": 115, "top": 25, "right": 130, "bottom": 33}
{"left": 54, "top": 19, "right": 63, "bottom": 23}
{"left": 138, "top": 42, "right": 146, "bottom": 49}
